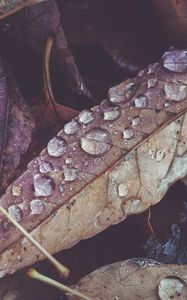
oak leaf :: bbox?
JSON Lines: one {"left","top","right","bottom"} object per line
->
{"left": 0, "top": 48, "right": 187, "bottom": 277}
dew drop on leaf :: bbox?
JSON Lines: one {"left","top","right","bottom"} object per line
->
{"left": 133, "top": 95, "right": 148, "bottom": 108}
{"left": 162, "top": 50, "right": 187, "bottom": 73}
{"left": 80, "top": 128, "right": 112, "bottom": 155}
{"left": 47, "top": 137, "right": 67, "bottom": 157}
{"left": 64, "top": 167, "right": 79, "bottom": 182}
{"left": 123, "top": 128, "right": 134, "bottom": 139}
{"left": 118, "top": 183, "right": 129, "bottom": 197}
{"left": 8, "top": 205, "right": 23, "bottom": 222}
{"left": 164, "top": 82, "right": 187, "bottom": 101}
{"left": 39, "top": 161, "right": 54, "bottom": 173}
{"left": 164, "top": 100, "right": 172, "bottom": 108}
{"left": 30, "top": 199, "right": 45, "bottom": 215}
{"left": 78, "top": 110, "right": 95, "bottom": 124}
{"left": 11, "top": 185, "right": 22, "bottom": 196}
{"left": 156, "top": 150, "right": 165, "bottom": 162}
{"left": 103, "top": 107, "right": 121, "bottom": 121}
{"left": 147, "top": 78, "right": 158, "bottom": 88}
{"left": 64, "top": 119, "right": 80, "bottom": 135}
{"left": 131, "top": 116, "right": 141, "bottom": 126}
{"left": 158, "top": 276, "right": 185, "bottom": 300}
{"left": 34, "top": 174, "right": 54, "bottom": 196}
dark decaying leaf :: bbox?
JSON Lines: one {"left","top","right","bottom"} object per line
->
{"left": 27, "top": 35, "right": 79, "bottom": 160}
{"left": 0, "top": 55, "right": 34, "bottom": 194}
{"left": 69, "top": 258, "right": 187, "bottom": 300}
{"left": 17, "top": 0, "right": 93, "bottom": 106}
{"left": 0, "top": 48, "right": 187, "bottom": 277}
{"left": 153, "top": 0, "right": 187, "bottom": 46}
{"left": 0, "top": 0, "right": 46, "bottom": 20}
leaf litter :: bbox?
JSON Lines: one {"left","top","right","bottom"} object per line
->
{"left": 0, "top": 47, "right": 186, "bottom": 278}
{"left": 0, "top": 1, "right": 187, "bottom": 299}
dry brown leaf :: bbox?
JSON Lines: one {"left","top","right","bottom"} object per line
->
{"left": 0, "top": 55, "right": 34, "bottom": 194}
{"left": 69, "top": 258, "right": 187, "bottom": 300}
{"left": 0, "top": 48, "right": 187, "bottom": 277}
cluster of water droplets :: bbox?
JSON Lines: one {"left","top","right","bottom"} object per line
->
{"left": 6, "top": 49, "right": 187, "bottom": 224}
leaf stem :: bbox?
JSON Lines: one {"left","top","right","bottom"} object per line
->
{"left": 27, "top": 268, "right": 95, "bottom": 300}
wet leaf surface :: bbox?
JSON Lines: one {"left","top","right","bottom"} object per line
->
{"left": 0, "top": 48, "right": 186, "bottom": 276}
{"left": 69, "top": 259, "right": 187, "bottom": 300}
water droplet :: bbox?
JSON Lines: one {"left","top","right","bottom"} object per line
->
{"left": 39, "top": 161, "right": 54, "bottom": 173}
{"left": 11, "top": 185, "right": 22, "bottom": 196}
{"left": 65, "top": 158, "right": 72, "bottom": 164}
{"left": 109, "top": 82, "right": 137, "bottom": 103}
{"left": 133, "top": 95, "right": 148, "bottom": 108}
{"left": 30, "top": 199, "right": 45, "bottom": 215}
{"left": 131, "top": 116, "right": 141, "bottom": 126}
{"left": 124, "top": 82, "right": 138, "bottom": 100}
{"left": 156, "top": 150, "right": 165, "bottom": 162}
{"left": 64, "top": 120, "right": 80, "bottom": 135}
{"left": 109, "top": 88, "right": 124, "bottom": 103}
{"left": 103, "top": 107, "right": 121, "bottom": 121}
{"left": 118, "top": 183, "right": 129, "bottom": 197}
{"left": 80, "top": 128, "right": 112, "bottom": 155}
{"left": 147, "top": 78, "right": 158, "bottom": 88}
{"left": 64, "top": 168, "right": 79, "bottom": 182}
{"left": 158, "top": 276, "right": 184, "bottom": 300}
{"left": 123, "top": 128, "right": 134, "bottom": 139}
{"left": 162, "top": 50, "right": 187, "bottom": 73}
{"left": 59, "top": 183, "right": 65, "bottom": 193}
{"left": 78, "top": 110, "right": 95, "bottom": 124}
{"left": 8, "top": 205, "right": 23, "bottom": 222}
{"left": 147, "top": 63, "right": 159, "bottom": 74}
{"left": 34, "top": 174, "right": 54, "bottom": 196}
{"left": 47, "top": 137, "right": 67, "bottom": 157}
{"left": 164, "top": 82, "right": 187, "bottom": 101}
{"left": 164, "top": 100, "right": 172, "bottom": 107}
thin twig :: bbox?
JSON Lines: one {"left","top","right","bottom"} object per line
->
{"left": 43, "top": 35, "right": 55, "bottom": 104}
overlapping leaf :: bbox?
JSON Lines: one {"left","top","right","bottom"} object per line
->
{"left": 69, "top": 258, "right": 187, "bottom": 299}
{"left": 0, "top": 0, "right": 46, "bottom": 20}
{"left": 0, "top": 49, "right": 187, "bottom": 277}
{"left": 0, "top": 55, "right": 34, "bottom": 194}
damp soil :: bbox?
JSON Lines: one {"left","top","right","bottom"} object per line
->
{"left": 0, "top": 0, "right": 186, "bottom": 299}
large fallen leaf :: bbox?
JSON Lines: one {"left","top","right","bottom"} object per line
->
{"left": 0, "top": 48, "right": 187, "bottom": 277}
{"left": 0, "top": 55, "right": 34, "bottom": 193}
{"left": 69, "top": 258, "right": 187, "bottom": 299}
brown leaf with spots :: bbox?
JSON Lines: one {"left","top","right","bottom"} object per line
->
{"left": 0, "top": 48, "right": 187, "bottom": 277}
{"left": 69, "top": 258, "right": 187, "bottom": 299}
{"left": 0, "top": 55, "right": 34, "bottom": 194}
